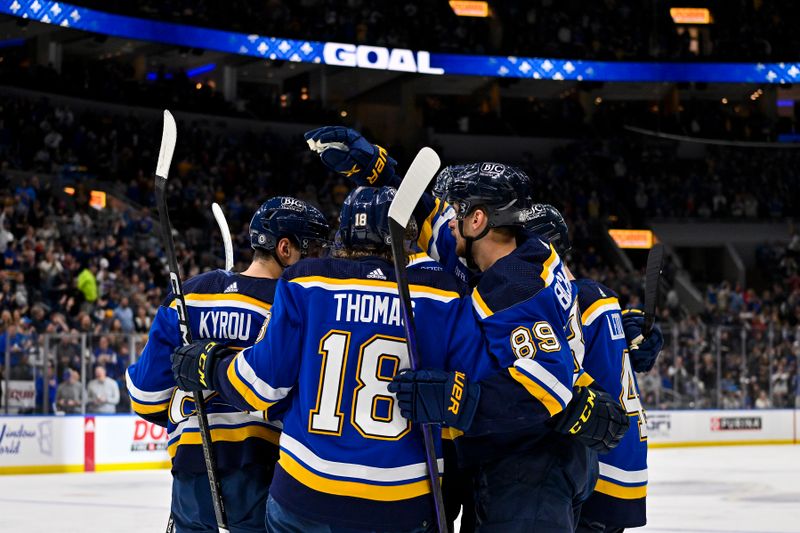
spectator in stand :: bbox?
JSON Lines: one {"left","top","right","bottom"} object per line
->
{"left": 113, "top": 296, "right": 135, "bottom": 333}
{"left": 35, "top": 362, "right": 57, "bottom": 413}
{"left": 87, "top": 365, "right": 120, "bottom": 414}
{"left": 55, "top": 369, "right": 83, "bottom": 413}
{"left": 93, "top": 336, "right": 121, "bottom": 379}
{"left": 76, "top": 260, "right": 98, "bottom": 309}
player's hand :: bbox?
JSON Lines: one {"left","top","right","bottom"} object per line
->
{"left": 171, "top": 341, "right": 234, "bottom": 392}
{"left": 621, "top": 309, "right": 664, "bottom": 373}
{"left": 304, "top": 126, "right": 397, "bottom": 187}
{"left": 553, "top": 386, "right": 629, "bottom": 453}
{"left": 388, "top": 369, "right": 480, "bottom": 431}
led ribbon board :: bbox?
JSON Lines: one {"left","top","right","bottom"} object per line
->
{"left": 3, "top": 0, "right": 800, "bottom": 83}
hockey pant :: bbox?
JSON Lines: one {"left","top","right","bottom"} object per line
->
{"left": 171, "top": 464, "right": 274, "bottom": 533}
{"left": 473, "top": 438, "right": 593, "bottom": 533}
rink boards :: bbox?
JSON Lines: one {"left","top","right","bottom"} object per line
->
{"left": 0, "top": 410, "right": 797, "bottom": 474}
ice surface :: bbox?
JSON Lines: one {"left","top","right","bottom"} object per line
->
{"left": 1, "top": 445, "right": 798, "bottom": 532}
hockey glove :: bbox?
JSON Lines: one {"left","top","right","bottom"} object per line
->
{"left": 553, "top": 386, "right": 629, "bottom": 453}
{"left": 171, "top": 340, "right": 235, "bottom": 392}
{"left": 388, "top": 369, "right": 480, "bottom": 431}
{"left": 304, "top": 126, "right": 398, "bottom": 187}
{"left": 621, "top": 309, "right": 665, "bottom": 373}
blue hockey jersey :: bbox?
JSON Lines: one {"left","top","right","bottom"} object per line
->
{"left": 453, "top": 236, "right": 583, "bottom": 463}
{"left": 125, "top": 269, "right": 281, "bottom": 472}
{"left": 410, "top": 193, "right": 586, "bottom": 454}
{"left": 212, "top": 257, "right": 492, "bottom": 531}
{"left": 574, "top": 279, "right": 648, "bottom": 527}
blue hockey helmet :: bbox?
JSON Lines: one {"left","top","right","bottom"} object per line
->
{"left": 249, "top": 196, "right": 330, "bottom": 257}
{"left": 524, "top": 204, "right": 571, "bottom": 255}
{"left": 440, "top": 162, "right": 533, "bottom": 228}
{"left": 432, "top": 164, "right": 468, "bottom": 200}
{"left": 335, "top": 186, "right": 396, "bottom": 251}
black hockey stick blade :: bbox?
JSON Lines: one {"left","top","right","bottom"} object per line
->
{"left": 387, "top": 147, "right": 446, "bottom": 533}
{"left": 643, "top": 242, "right": 665, "bottom": 337}
{"left": 154, "top": 110, "right": 230, "bottom": 533}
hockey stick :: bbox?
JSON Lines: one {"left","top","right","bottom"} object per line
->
{"left": 211, "top": 202, "right": 234, "bottom": 271}
{"left": 642, "top": 242, "right": 665, "bottom": 337}
{"left": 155, "top": 111, "right": 230, "bottom": 533}
{"left": 387, "top": 147, "right": 447, "bottom": 533}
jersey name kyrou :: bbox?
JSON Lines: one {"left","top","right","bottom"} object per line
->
{"left": 197, "top": 310, "right": 253, "bottom": 341}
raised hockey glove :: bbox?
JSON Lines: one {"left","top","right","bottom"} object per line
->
{"left": 388, "top": 369, "right": 480, "bottom": 431}
{"left": 621, "top": 309, "right": 665, "bottom": 373}
{"left": 171, "top": 340, "right": 235, "bottom": 392}
{"left": 553, "top": 386, "right": 629, "bottom": 453}
{"left": 304, "top": 126, "right": 398, "bottom": 187}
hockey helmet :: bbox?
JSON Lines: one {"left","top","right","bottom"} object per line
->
{"left": 440, "top": 162, "right": 533, "bottom": 228}
{"left": 335, "top": 186, "right": 398, "bottom": 251}
{"left": 249, "top": 196, "right": 330, "bottom": 257}
{"left": 524, "top": 204, "right": 572, "bottom": 255}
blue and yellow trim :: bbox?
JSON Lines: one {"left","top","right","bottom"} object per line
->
{"left": 471, "top": 288, "right": 493, "bottom": 318}
{"left": 226, "top": 355, "right": 276, "bottom": 412}
{"left": 169, "top": 292, "right": 272, "bottom": 311}
{"left": 131, "top": 399, "right": 169, "bottom": 415}
{"left": 289, "top": 275, "right": 460, "bottom": 300}
{"left": 508, "top": 367, "right": 566, "bottom": 416}
{"left": 594, "top": 479, "right": 647, "bottom": 500}
{"left": 539, "top": 244, "right": 559, "bottom": 285}
{"left": 167, "top": 423, "right": 280, "bottom": 458}
{"left": 278, "top": 451, "right": 433, "bottom": 502}
{"left": 416, "top": 198, "right": 441, "bottom": 253}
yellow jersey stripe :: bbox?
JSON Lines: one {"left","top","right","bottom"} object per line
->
{"left": 539, "top": 244, "right": 558, "bottom": 285}
{"left": 471, "top": 288, "right": 493, "bottom": 318}
{"left": 593, "top": 479, "right": 647, "bottom": 500}
{"left": 168, "top": 424, "right": 280, "bottom": 458}
{"left": 226, "top": 357, "right": 275, "bottom": 412}
{"left": 289, "top": 275, "right": 460, "bottom": 299}
{"left": 581, "top": 297, "right": 620, "bottom": 325}
{"left": 131, "top": 400, "right": 169, "bottom": 415}
{"left": 416, "top": 198, "right": 440, "bottom": 253}
{"left": 416, "top": 198, "right": 439, "bottom": 253}
{"left": 278, "top": 452, "right": 434, "bottom": 502}
{"left": 575, "top": 372, "right": 595, "bottom": 388}
{"left": 441, "top": 427, "right": 463, "bottom": 440}
{"left": 508, "top": 367, "right": 565, "bottom": 416}
{"left": 170, "top": 292, "right": 272, "bottom": 311}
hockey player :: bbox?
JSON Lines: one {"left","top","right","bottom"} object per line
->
{"left": 126, "top": 197, "right": 330, "bottom": 533}
{"left": 525, "top": 204, "right": 664, "bottom": 533}
{"left": 170, "top": 186, "right": 494, "bottom": 532}
{"left": 390, "top": 164, "right": 630, "bottom": 532}
{"left": 305, "top": 127, "right": 630, "bottom": 530}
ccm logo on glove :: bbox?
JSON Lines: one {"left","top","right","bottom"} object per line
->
{"left": 198, "top": 342, "right": 217, "bottom": 388}
{"left": 448, "top": 371, "right": 465, "bottom": 415}
{"left": 568, "top": 387, "right": 596, "bottom": 434}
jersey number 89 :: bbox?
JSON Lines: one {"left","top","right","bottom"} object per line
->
{"left": 309, "top": 330, "right": 411, "bottom": 440}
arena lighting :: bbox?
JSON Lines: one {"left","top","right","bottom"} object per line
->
{"left": 186, "top": 62, "right": 216, "bottom": 77}
{"left": 670, "top": 8, "right": 713, "bottom": 24}
{"left": 449, "top": 1, "right": 490, "bottom": 18}
{"left": 63, "top": 186, "right": 75, "bottom": 195}
{"left": 89, "top": 190, "right": 107, "bottom": 210}
{"left": 608, "top": 229, "right": 655, "bottom": 249}
{"left": 4, "top": 0, "right": 800, "bottom": 83}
